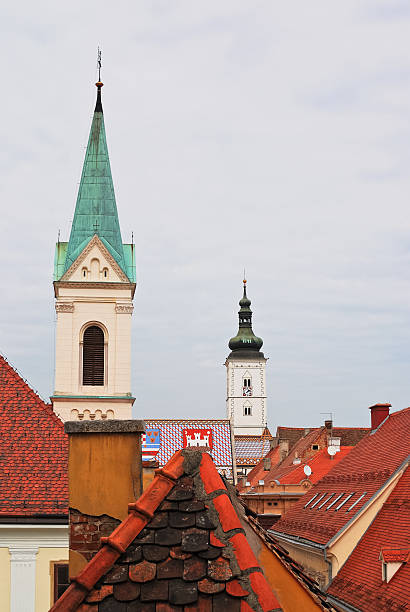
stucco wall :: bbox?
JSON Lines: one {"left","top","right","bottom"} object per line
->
{"left": 0, "top": 547, "right": 10, "bottom": 611}
{"left": 35, "top": 548, "right": 68, "bottom": 612}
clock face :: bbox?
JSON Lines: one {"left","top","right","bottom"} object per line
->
{"left": 243, "top": 387, "right": 252, "bottom": 397}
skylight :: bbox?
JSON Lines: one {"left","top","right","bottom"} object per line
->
{"left": 310, "top": 493, "right": 327, "bottom": 509}
{"left": 335, "top": 493, "right": 355, "bottom": 511}
{"left": 304, "top": 494, "right": 318, "bottom": 508}
{"left": 317, "top": 494, "right": 334, "bottom": 509}
{"left": 326, "top": 493, "right": 344, "bottom": 510}
{"left": 346, "top": 492, "right": 366, "bottom": 512}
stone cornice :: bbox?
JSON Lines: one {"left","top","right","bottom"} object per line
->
{"left": 54, "top": 281, "right": 136, "bottom": 298}
{"left": 55, "top": 302, "right": 74, "bottom": 313}
{"left": 0, "top": 524, "right": 68, "bottom": 549}
{"left": 115, "top": 304, "right": 134, "bottom": 314}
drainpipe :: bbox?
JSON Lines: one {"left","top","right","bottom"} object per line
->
{"left": 324, "top": 547, "right": 333, "bottom": 588}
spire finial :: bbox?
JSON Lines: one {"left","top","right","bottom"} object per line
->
{"left": 97, "top": 47, "right": 102, "bottom": 82}
{"left": 95, "top": 47, "right": 103, "bottom": 112}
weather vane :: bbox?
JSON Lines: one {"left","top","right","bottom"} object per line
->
{"left": 97, "top": 47, "right": 102, "bottom": 81}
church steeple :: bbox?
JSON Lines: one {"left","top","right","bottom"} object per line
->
{"left": 64, "top": 79, "right": 127, "bottom": 277}
{"left": 228, "top": 279, "right": 263, "bottom": 355}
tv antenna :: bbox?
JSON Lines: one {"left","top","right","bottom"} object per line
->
{"left": 303, "top": 465, "right": 312, "bottom": 477}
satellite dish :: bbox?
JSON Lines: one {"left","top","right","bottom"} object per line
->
{"left": 328, "top": 445, "right": 337, "bottom": 456}
{"left": 303, "top": 465, "right": 312, "bottom": 477}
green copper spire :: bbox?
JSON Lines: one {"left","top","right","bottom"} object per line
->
{"left": 228, "top": 279, "right": 264, "bottom": 355}
{"left": 64, "top": 80, "right": 127, "bottom": 277}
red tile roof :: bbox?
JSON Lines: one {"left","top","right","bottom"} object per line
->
{"left": 50, "top": 449, "right": 281, "bottom": 611}
{"left": 381, "top": 549, "right": 410, "bottom": 564}
{"left": 280, "top": 447, "right": 354, "bottom": 485}
{"left": 272, "top": 407, "right": 410, "bottom": 546}
{"left": 238, "top": 445, "right": 281, "bottom": 490}
{"left": 0, "top": 355, "right": 68, "bottom": 517}
{"left": 327, "top": 466, "right": 410, "bottom": 612}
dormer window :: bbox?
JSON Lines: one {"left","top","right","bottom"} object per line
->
{"left": 380, "top": 549, "right": 409, "bottom": 583}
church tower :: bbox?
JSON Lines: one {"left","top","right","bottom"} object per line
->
{"left": 226, "top": 280, "right": 267, "bottom": 436}
{"left": 52, "top": 78, "right": 136, "bottom": 422}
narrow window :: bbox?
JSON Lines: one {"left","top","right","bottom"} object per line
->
{"left": 53, "top": 563, "right": 69, "bottom": 603}
{"left": 83, "top": 326, "right": 104, "bottom": 385}
{"left": 244, "top": 405, "right": 252, "bottom": 416}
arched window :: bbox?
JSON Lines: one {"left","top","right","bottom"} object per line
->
{"left": 83, "top": 325, "right": 104, "bottom": 385}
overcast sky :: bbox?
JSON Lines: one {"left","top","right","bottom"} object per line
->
{"left": 2, "top": 1, "right": 410, "bottom": 430}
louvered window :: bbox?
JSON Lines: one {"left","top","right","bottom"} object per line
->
{"left": 83, "top": 326, "right": 104, "bottom": 385}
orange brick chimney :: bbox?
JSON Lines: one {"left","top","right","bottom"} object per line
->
{"left": 369, "top": 403, "right": 391, "bottom": 430}
{"left": 64, "top": 420, "right": 145, "bottom": 579}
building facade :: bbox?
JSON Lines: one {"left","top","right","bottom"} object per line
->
{"left": 52, "top": 80, "right": 136, "bottom": 422}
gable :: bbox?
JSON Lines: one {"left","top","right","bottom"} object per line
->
{"left": 61, "top": 235, "right": 130, "bottom": 283}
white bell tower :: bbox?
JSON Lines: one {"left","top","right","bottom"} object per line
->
{"left": 225, "top": 280, "right": 267, "bottom": 436}
{"left": 52, "top": 79, "right": 136, "bottom": 422}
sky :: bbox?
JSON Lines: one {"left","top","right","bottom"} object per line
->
{"left": 1, "top": 1, "right": 410, "bottom": 430}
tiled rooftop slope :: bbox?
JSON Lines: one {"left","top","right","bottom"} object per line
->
{"left": 51, "top": 449, "right": 281, "bottom": 611}
{"left": 273, "top": 407, "right": 410, "bottom": 545}
{"left": 0, "top": 354, "right": 68, "bottom": 517}
{"left": 328, "top": 466, "right": 410, "bottom": 612}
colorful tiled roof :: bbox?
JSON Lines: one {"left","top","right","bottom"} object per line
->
{"left": 327, "top": 466, "right": 410, "bottom": 612}
{"left": 144, "top": 419, "right": 233, "bottom": 475}
{"left": 0, "top": 354, "right": 68, "bottom": 517}
{"left": 234, "top": 435, "right": 272, "bottom": 466}
{"left": 272, "top": 407, "right": 410, "bottom": 546}
{"left": 50, "top": 449, "right": 281, "bottom": 611}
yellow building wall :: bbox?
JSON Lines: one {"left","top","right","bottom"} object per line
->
{"left": 329, "top": 471, "right": 403, "bottom": 576}
{"left": 0, "top": 548, "right": 10, "bottom": 611}
{"left": 35, "top": 547, "right": 68, "bottom": 612}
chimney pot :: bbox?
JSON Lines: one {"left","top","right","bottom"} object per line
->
{"left": 263, "top": 457, "right": 271, "bottom": 471}
{"left": 369, "top": 403, "right": 391, "bottom": 430}
{"left": 324, "top": 420, "right": 332, "bottom": 430}
{"left": 278, "top": 438, "right": 289, "bottom": 461}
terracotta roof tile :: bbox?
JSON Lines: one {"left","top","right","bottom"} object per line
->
{"left": 0, "top": 354, "right": 68, "bottom": 517}
{"left": 272, "top": 407, "right": 410, "bottom": 546}
{"left": 50, "top": 449, "right": 280, "bottom": 611}
{"left": 328, "top": 466, "right": 410, "bottom": 612}
{"left": 278, "top": 447, "right": 354, "bottom": 485}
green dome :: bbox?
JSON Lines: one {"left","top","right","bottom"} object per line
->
{"left": 228, "top": 281, "right": 263, "bottom": 353}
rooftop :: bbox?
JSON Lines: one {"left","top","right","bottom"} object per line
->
{"left": 0, "top": 354, "right": 68, "bottom": 518}
{"left": 327, "top": 466, "right": 410, "bottom": 612}
{"left": 50, "top": 448, "right": 283, "bottom": 611}
{"left": 271, "top": 407, "right": 410, "bottom": 546}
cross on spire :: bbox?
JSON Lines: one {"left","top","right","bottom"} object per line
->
{"left": 93, "top": 219, "right": 99, "bottom": 232}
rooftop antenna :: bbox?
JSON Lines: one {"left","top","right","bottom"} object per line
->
{"left": 57, "top": 229, "right": 60, "bottom": 246}
{"left": 131, "top": 231, "right": 134, "bottom": 246}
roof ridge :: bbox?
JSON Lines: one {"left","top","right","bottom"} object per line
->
{"left": 51, "top": 449, "right": 280, "bottom": 611}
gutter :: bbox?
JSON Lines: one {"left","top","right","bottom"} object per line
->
{"left": 268, "top": 530, "right": 326, "bottom": 553}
